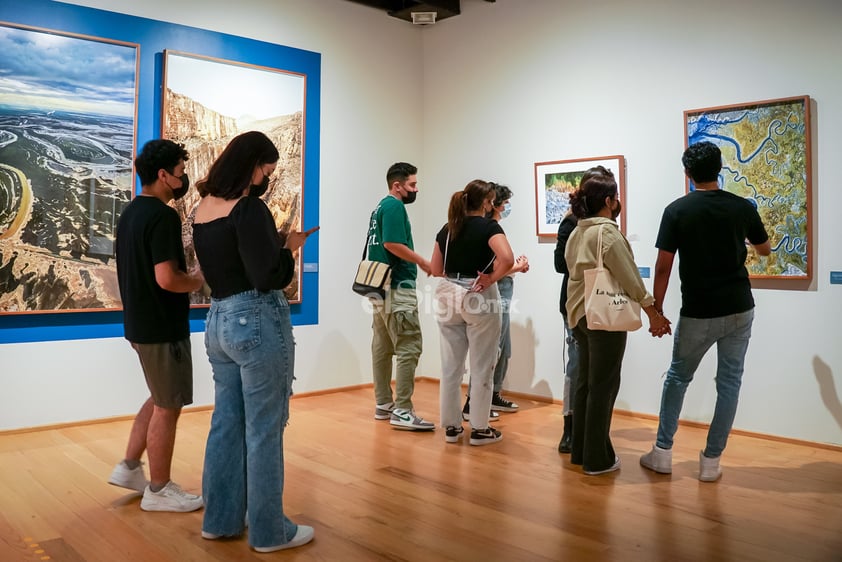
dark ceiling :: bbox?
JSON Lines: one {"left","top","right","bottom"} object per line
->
{"left": 344, "top": 0, "right": 495, "bottom": 24}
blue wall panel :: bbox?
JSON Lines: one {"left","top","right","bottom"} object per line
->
{"left": 0, "top": 0, "right": 321, "bottom": 343}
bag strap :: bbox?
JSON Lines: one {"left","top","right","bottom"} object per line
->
{"left": 361, "top": 210, "right": 376, "bottom": 260}
{"left": 596, "top": 224, "right": 605, "bottom": 269}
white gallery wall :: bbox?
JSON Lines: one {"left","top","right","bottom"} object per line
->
{"left": 2, "top": 0, "right": 840, "bottom": 448}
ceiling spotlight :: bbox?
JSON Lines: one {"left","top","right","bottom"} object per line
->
{"left": 411, "top": 11, "right": 437, "bottom": 25}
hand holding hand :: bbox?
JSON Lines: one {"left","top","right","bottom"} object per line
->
{"left": 649, "top": 312, "right": 672, "bottom": 338}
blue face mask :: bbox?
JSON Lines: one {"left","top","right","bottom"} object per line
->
{"left": 501, "top": 202, "right": 512, "bottom": 219}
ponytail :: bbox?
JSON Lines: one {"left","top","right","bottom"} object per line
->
{"left": 446, "top": 179, "right": 493, "bottom": 239}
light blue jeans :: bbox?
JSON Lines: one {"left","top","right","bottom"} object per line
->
{"left": 655, "top": 309, "right": 755, "bottom": 458}
{"left": 491, "top": 276, "right": 513, "bottom": 392}
{"left": 561, "top": 313, "right": 579, "bottom": 416}
{"left": 202, "top": 290, "right": 298, "bottom": 549}
{"left": 435, "top": 278, "right": 501, "bottom": 430}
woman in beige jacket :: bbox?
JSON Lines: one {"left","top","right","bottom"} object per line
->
{"left": 565, "top": 174, "right": 670, "bottom": 475}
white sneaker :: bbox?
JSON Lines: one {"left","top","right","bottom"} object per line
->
{"left": 140, "top": 481, "right": 204, "bottom": 512}
{"left": 699, "top": 451, "right": 722, "bottom": 482}
{"left": 640, "top": 444, "right": 673, "bottom": 474}
{"left": 108, "top": 461, "right": 148, "bottom": 492}
{"left": 253, "top": 525, "right": 315, "bottom": 552}
{"left": 584, "top": 456, "right": 621, "bottom": 476}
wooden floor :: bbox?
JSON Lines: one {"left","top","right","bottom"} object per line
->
{"left": 1, "top": 379, "right": 841, "bottom": 562}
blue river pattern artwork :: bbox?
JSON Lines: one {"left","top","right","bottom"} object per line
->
{"left": 686, "top": 98, "right": 809, "bottom": 277}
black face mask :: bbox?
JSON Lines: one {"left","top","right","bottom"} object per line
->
{"left": 611, "top": 199, "right": 622, "bottom": 220}
{"left": 171, "top": 173, "right": 189, "bottom": 200}
{"left": 402, "top": 190, "right": 417, "bottom": 205}
{"left": 249, "top": 175, "right": 270, "bottom": 198}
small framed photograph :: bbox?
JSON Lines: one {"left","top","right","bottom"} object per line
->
{"left": 534, "top": 155, "right": 626, "bottom": 237}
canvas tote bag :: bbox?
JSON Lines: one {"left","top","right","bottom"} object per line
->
{"left": 583, "top": 224, "right": 642, "bottom": 331}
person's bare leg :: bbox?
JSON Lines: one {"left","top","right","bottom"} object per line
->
{"left": 147, "top": 405, "right": 181, "bottom": 489}
{"left": 124, "top": 398, "right": 154, "bottom": 463}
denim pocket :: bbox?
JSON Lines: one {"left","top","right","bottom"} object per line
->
{"left": 221, "top": 306, "right": 261, "bottom": 352}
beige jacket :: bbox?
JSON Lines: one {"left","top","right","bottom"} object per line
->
{"left": 564, "top": 217, "right": 654, "bottom": 328}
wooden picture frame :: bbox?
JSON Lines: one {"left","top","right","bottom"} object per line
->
{"left": 534, "top": 155, "right": 626, "bottom": 237}
{"left": 685, "top": 95, "right": 812, "bottom": 279}
{"left": 0, "top": 22, "right": 138, "bottom": 314}
{"left": 162, "top": 50, "right": 307, "bottom": 304}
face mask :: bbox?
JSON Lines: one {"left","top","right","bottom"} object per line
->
{"left": 402, "top": 190, "right": 417, "bottom": 205}
{"left": 501, "top": 202, "right": 512, "bottom": 219}
{"left": 170, "top": 173, "right": 189, "bottom": 200}
{"left": 249, "top": 174, "right": 270, "bottom": 198}
{"left": 611, "top": 199, "right": 622, "bottom": 220}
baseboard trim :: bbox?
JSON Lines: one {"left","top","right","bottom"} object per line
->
{"left": 3, "top": 377, "right": 840, "bottom": 452}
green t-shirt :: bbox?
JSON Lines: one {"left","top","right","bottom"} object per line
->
{"left": 366, "top": 195, "right": 417, "bottom": 288}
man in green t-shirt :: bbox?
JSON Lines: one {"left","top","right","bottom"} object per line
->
{"left": 366, "top": 162, "right": 434, "bottom": 430}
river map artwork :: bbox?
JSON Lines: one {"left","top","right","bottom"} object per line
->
{"left": 0, "top": 23, "right": 138, "bottom": 313}
{"left": 685, "top": 96, "right": 812, "bottom": 279}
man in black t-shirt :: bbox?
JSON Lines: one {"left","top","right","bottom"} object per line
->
{"left": 109, "top": 139, "right": 205, "bottom": 512}
{"left": 640, "top": 142, "right": 771, "bottom": 482}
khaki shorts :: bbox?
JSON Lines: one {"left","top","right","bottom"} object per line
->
{"left": 131, "top": 338, "right": 193, "bottom": 409}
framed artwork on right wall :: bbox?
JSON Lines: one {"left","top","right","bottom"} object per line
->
{"left": 684, "top": 95, "right": 812, "bottom": 280}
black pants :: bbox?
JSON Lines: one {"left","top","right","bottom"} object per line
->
{"left": 570, "top": 317, "right": 627, "bottom": 472}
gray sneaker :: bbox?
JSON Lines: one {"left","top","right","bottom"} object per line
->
{"left": 108, "top": 460, "right": 148, "bottom": 493}
{"left": 389, "top": 408, "right": 435, "bottom": 431}
{"left": 640, "top": 444, "right": 672, "bottom": 474}
{"left": 699, "top": 451, "right": 722, "bottom": 482}
{"left": 140, "top": 481, "right": 204, "bottom": 512}
{"left": 374, "top": 401, "right": 395, "bottom": 420}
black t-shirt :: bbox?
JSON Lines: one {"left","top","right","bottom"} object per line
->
{"left": 656, "top": 189, "right": 769, "bottom": 318}
{"left": 435, "top": 216, "right": 504, "bottom": 276}
{"left": 192, "top": 196, "right": 294, "bottom": 299}
{"left": 116, "top": 195, "right": 189, "bottom": 343}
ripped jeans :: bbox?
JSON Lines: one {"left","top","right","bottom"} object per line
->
{"left": 202, "top": 289, "right": 299, "bottom": 549}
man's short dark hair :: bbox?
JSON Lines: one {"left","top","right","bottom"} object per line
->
{"left": 135, "top": 139, "right": 189, "bottom": 186}
{"left": 682, "top": 141, "right": 722, "bottom": 183}
{"left": 386, "top": 162, "right": 417, "bottom": 187}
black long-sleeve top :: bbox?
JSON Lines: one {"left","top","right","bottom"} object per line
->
{"left": 193, "top": 196, "right": 294, "bottom": 299}
{"left": 554, "top": 213, "right": 578, "bottom": 315}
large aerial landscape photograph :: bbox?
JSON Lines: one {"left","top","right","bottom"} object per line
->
{"left": 162, "top": 51, "right": 306, "bottom": 303}
{"left": 0, "top": 23, "right": 137, "bottom": 313}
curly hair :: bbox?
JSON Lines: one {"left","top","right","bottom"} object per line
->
{"left": 134, "top": 139, "right": 189, "bottom": 186}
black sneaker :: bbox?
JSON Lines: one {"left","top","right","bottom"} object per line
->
{"left": 491, "top": 392, "right": 519, "bottom": 412}
{"left": 469, "top": 427, "right": 502, "bottom": 446}
{"left": 461, "top": 399, "right": 499, "bottom": 422}
{"left": 445, "top": 425, "right": 464, "bottom": 443}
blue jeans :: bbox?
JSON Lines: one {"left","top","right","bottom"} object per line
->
{"left": 561, "top": 314, "right": 579, "bottom": 416}
{"left": 492, "top": 276, "right": 513, "bottom": 392}
{"left": 655, "top": 309, "right": 754, "bottom": 458}
{"left": 202, "top": 290, "right": 298, "bottom": 549}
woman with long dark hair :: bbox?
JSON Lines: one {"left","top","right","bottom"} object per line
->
{"left": 565, "top": 174, "right": 670, "bottom": 475}
{"left": 431, "top": 180, "right": 515, "bottom": 446}
{"left": 192, "top": 131, "right": 316, "bottom": 551}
